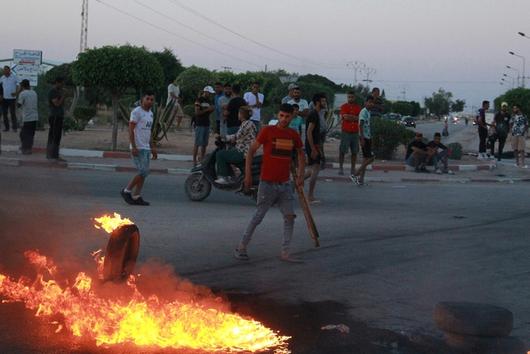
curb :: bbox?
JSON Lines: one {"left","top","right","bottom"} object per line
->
{"left": 1, "top": 145, "right": 495, "bottom": 171}
{"left": 2, "top": 157, "right": 526, "bottom": 184}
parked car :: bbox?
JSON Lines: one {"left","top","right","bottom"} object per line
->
{"left": 383, "top": 113, "right": 402, "bottom": 121}
{"left": 400, "top": 116, "right": 416, "bottom": 128}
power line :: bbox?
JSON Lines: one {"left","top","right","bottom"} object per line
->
{"left": 94, "top": 0, "right": 262, "bottom": 69}
{"left": 133, "top": 0, "right": 303, "bottom": 70}
{"left": 168, "top": 0, "right": 345, "bottom": 70}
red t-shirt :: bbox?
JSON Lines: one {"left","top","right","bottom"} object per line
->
{"left": 257, "top": 126, "right": 303, "bottom": 183}
{"left": 340, "top": 103, "right": 361, "bottom": 133}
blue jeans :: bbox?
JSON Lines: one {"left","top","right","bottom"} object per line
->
{"left": 432, "top": 150, "right": 448, "bottom": 171}
{"left": 240, "top": 181, "right": 296, "bottom": 254}
{"left": 132, "top": 149, "right": 150, "bottom": 177}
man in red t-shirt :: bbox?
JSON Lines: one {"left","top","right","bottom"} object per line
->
{"left": 234, "top": 103, "right": 305, "bottom": 262}
{"left": 338, "top": 91, "right": 361, "bottom": 176}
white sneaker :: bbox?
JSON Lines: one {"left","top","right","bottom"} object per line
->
{"left": 215, "top": 177, "right": 230, "bottom": 184}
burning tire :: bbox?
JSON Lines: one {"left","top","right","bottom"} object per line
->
{"left": 103, "top": 224, "right": 140, "bottom": 281}
{"left": 185, "top": 173, "right": 212, "bottom": 201}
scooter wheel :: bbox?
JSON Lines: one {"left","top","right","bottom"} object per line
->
{"left": 184, "top": 173, "right": 212, "bottom": 201}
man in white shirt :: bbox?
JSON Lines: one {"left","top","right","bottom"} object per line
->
{"left": 243, "top": 82, "right": 264, "bottom": 131}
{"left": 17, "top": 79, "right": 38, "bottom": 154}
{"left": 0, "top": 66, "right": 19, "bottom": 132}
{"left": 167, "top": 80, "right": 184, "bottom": 129}
{"left": 121, "top": 92, "right": 158, "bottom": 206}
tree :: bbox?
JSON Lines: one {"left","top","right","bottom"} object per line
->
{"left": 151, "top": 48, "right": 185, "bottom": 101}
{"left": 298, "top": 74, "right": 341, "bottom": 91}
{"left": 391, "top": 101, "right": 413, "bottom": 116}
{"left": 424, "top": 88, "right": 453, "bottom": 116}
{"left": 176, "top": 66, "right": 217, "bottom": 105}
{"left": 72, "top": 45, "right": 164, "bottom": 150}
{"left": 494, "top": 88, "right": 530, "bottom": 115}
{"left": 451, "top": 99, "right": 466, "bottom": 112}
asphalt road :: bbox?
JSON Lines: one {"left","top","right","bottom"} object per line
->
{"left": 415, "top": 120, "right": 468, "bottom": 140}
{"left": 1, "top": 166, "right": 530, "bottom": 351}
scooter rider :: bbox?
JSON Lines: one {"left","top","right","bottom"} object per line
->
{"left": 215, "top": 106, "right": 256, "bottom": 184}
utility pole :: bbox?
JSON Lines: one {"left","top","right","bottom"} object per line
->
{"left": 346, "top": 61, "right": 366, "bottom": 85}
{"left": 80, "top": 0, "right": 89, "bottom": 53}
{"left": 362, "top": 67, "right": 376, "bottom": 84}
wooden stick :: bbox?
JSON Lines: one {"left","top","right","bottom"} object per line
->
{"left": 291, "top": 166, "right": 320, "bottom": 247}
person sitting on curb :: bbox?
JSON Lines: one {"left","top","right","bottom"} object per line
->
{"left": 214, "top": 106, "right": 256, "bottom": 184}
{"left": 405, "top": 132, "right": 431, "bottom": 173}
{"left": 427, "top": 132, "right": 454, "bottom": 174}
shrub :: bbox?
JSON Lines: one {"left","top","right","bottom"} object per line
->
{"left": 447, "top": 142, "right": 463, "bottom": 160}
{"left": 73, "top": 106, "right": 97, "bottom": 130}
{"left": 371, "top": 117, "right": 415, "bottom": 159}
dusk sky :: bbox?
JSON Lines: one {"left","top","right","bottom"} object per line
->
{"left": 2, "top": 0, "right": 529, "bottom": 109}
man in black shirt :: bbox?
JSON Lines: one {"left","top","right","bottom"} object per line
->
{"left": 224, "top": 84, "right": 246, "bottom": 135}
{"left": 47, "top": 77, "right": 66, "bottom": 161}
{"left": 490, "top": 102, "right": 510, "bottom": 161}
{"left": 427, "top": 132, "right": 452, "bottom": 174}
{"left": 192, "top": 86, "right": 215, "bottom": 166}
{"left": 305, "top": 93, "right": 326, "bottom": 203}
{"left": 405, "top": 132, "right": 430, "bottom": 172}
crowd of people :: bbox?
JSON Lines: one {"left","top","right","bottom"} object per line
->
{"left": 476, "top": 100, "right": 528, "bottom": 167}
{"left": 0, "top": 66, "right": 66, "bottom": 160}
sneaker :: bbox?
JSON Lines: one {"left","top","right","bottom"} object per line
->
{"left": 120, "top": 189, "right": 134, "bottom": 205}
{"left": 338, "top": 168, "right": 344, "bottom": 176}
{"left": 280, "top": 252, "right": 304, "bottom": 263}
{"left": 214, "top": 176, "right": 230, "bottom": 184}
{"left": 132, "top": 196, "right": 150, "bottom": 206}
{"left": 234, "top": 248, "right": 249, "bottom": 261}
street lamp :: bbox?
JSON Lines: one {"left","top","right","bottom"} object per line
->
{"left": 506, "top": 65, "right": 520, "bottom": 86}
{"left": 509, "top": 51, "right": 526, "bottom": 87}
{"left": 502, "top": 74, "right": 515, "bottom": 89}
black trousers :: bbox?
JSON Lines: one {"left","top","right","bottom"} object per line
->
{"left": 47, "top": 115, "right": 64, "bottom": 159}
{"left": 489, "top": 133, "right": 507, "bottom": 157}
{"left": 20, "top": 121, "right": 37, "bottom": 152}
{"left": 2, "top": 99, "right": 17, "bottom": 131}
{"left": 478, "top": 127, "right": 488, "bottom": 153}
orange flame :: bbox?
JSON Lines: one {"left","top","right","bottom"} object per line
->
{"left": 94, "top": 213, "right": 133, "bottom": 234}
{"left": 0, "top": 251, "right": 290, "bottom": 353}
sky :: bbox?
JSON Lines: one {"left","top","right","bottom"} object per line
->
{"left": 2, "top": 0, "right": 530, "bottom": 110}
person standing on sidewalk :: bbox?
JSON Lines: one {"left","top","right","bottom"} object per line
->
{"left": 121, "top": 92, "right": 157, "bottom": 206}
{"left": 47, "top": 77, "right": 66, "bottom": 161}
{"left": 509, "top": 104, "right": 528, "bottom": 168}
{"left": 167, "top": 80, "right": 184, "bottom": 130}
{"left": 225, "top": 84, "right": 246, "bottom": 135}
{"left": 338, "top": 91, "right": 361, "bottom": 176}
{"left": 213, "top": 82, "right": 224, "bottom": 134}
{"left": 243, "top": 81, "right": 264, "bottom": 132}
{"left": 305, "top": 93, "right": 326, "bottom": 203}
{"left": 369, "top": 87, "right": 384, "bottom": 119}
{"left": 192, "top": 86, "right": 215, "bottom": 166}
{"left": 17, "top": 80, "right": 38, "bottom": 154}
{"left": 490, "top": 102, "right": 510, "bottom": 161}
{"left": 218, "top": 83, "right": 232, "bottom": 136}
{"left": 0, "top": 66, "right": 19, "bottom": 132}
{"left": 234, "top": 103, "right": 304, "bottom": 262}
{"left": 352, "top": 96, "right": 376, "bottom": 185}
{"left": 476, "top": 100, "right": 490, "bottom": 160}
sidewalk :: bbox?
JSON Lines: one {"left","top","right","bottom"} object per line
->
{"left": 3, "top": 144, "right": 528, "bottom": 184}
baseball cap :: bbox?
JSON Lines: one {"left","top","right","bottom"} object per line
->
{"left": 203, "top": 86, "right": 215, "bottom": 94}
{"left": 501, "top": 102, "right": 508, "bottom": 107}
